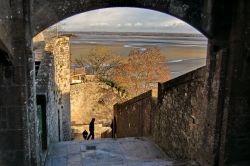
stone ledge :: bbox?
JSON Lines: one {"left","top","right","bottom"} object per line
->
{"left": 114, "top": 90, "right": 152, "bottom": 110}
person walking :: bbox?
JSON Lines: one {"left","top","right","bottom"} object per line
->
{"left": 87, "top": 118, "right": 95, "bottom": 140}
{"left": 110, "top": 118, "right": 117, "bottom": 138}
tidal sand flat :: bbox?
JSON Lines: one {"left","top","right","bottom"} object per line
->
{"left": 69, "top": 32, "right": 207, "bottom": 78}
{"left": 71, "top": 43, "right": 206, "bottom": 61}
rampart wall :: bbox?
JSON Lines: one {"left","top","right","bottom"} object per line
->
{"left": 153, "top": 66, "right": 209, "bottom": 165}
{"left": 114, "top": 91, "right": 153, "bottom": 138}
{"left": 114, "top": 67, "right": 211, "bottom": 165}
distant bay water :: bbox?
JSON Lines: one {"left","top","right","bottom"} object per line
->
{"left": 70, "top": 33, "right": 207, "bottom": 47}
{"left": 69, "top": 32, "right": 207, "bottom": 78}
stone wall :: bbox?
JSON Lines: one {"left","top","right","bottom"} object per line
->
{"left": 113, "top": 67, "right": 209, "bottom": 164}
{"left": 30, "top": 0, "right": 211, "bottom": 37}
{"left": 33, "top": 35, "right": 72, "bottom": 163}
{"left": 35, "top": 50, "right": 58, "bottom": 165}
{"left": 70, "top": 80, "right": 123, "bottom": 137}
{"left": 0, "top": 49, "right": 27, "bottom": 165}
{"left": 0, "top": 1, "right": 12, "bottom": 55}
{"left": 45, "top": 36, "right": 71, "bottom": 141}
{"left": 114, "top": 91, "right": 153, "bottom": 138}
{"left": 36, "top": 51, "right": 59, "bottom": 145}
{"left": 0, "top": 1, "right": 250, "bottom": 165}
{"left": 221, "top": 2, "right": 250, "bottom": 164}
{"left": 0, "top": 1, "right": 35, "bottom": 165}
{"left": 153, "top": 67, "right": 208, "bottom": 165}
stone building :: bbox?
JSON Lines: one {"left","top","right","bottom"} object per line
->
{"left": 45, "top": 36, "right": 71, "bottom": 142}
{"left": 31, "top": 35, "right": 71, "bottom": 165}
{"left": 0, "top": 1, "right": 250, "bottom": 166}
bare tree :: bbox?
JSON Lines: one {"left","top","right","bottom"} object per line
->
{"left": 75, "top": 46, "right": 122, "bottom": 79}
{"left": 112, "top": 47, "right": 171, "bottom": 97}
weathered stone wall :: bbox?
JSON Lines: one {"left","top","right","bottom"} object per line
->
{"left": 30, "top": 0, "right": 211, "bottom": 37}
{"left": 45, "top": 36, "right": 71, "bottom": 141}
{"left": 0, "top": 1, "right": 35, "bottom": 165}
{"left": 0, "top": 1, "right": 250, "bottom": 166}
{"left": 113, "top": 67, "right": 210, "bottom": 164}
{"left": 153, "top": 67, "right": 209, "bottom": 165}
{"left": 0, "top": 49, "right": 27, "bottom": 165}
{"left": 31, "top": 35, "right": 72, "bottom": 164}
{"left": 153, "top": 67, "right": 208, "bottom": 165}
{"left": 70, "top": 80, "right": 124, "bottom": 136}
{"left": 36, "top": 51, "right": 59, "bottom": 145}
{"left": 114, "top": 91, "right": 153, "bottom": 138}
{"left": 221, "top": 1, "right": 250, "bottom": 164}
{"left": 0, "top": 1, "right": 12, "bottom": 55}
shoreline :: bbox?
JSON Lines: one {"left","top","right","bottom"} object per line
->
{"left": 70, "top": 42, "right": 207, "bottom": 61}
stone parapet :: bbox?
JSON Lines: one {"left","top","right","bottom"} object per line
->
{"left": 154, "top": 66, "right": 207, "bottom": 165}
{"left": 114, "top": 90, "right": 153, "bottom": 138}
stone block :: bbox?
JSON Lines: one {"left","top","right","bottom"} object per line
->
{"left": 4, "top": 86, "right": 26, "bottom": 106}
{"left": 0, "top": 150, "right": 25, "bottom": 166}
{"left": 0, "top": 107, "right": 7, "bottom": 120}
{"left": 7, "top": 107, "right": 23, "bottom": 129}
{"left": 0, "top": 130, "right": 24, "bottom": 151}
{"left": 12, "top": 66, "right": 26, "bottom": 85}
{"left": 0, "top": 121, "right": 7, "bottom": 129}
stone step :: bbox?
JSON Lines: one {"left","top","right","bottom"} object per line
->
{"left": 45, "top": 137, "right": 196, "bottom": 166}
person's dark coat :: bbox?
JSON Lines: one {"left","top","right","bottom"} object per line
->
{"left": 82, "top": 130, "right": 88, "bottom": 140}
{"left": 87, "top": 118, "right": 95, "bottom": 140}
{"left": 89, "top": 120, "right": 94, "bottom": 132}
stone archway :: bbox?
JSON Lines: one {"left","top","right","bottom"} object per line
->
{"left": 30, "top": 0, "right": 210, "bottom": 37}
{"left": 30, "top": 2, "right": 214, "bottom": 165}
{"left": 0, "top": 1, "right": 249, "bottom": 166}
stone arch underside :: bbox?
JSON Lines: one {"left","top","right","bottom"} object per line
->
{"left": 2, "top": 1, "right": 250, "bottom": 166}
{"left": 31, "top": 0, "right": 211, "bottom": 38}
{"left": 0, "top": 48, "right": 11, "bottom": 65}
{"left": 0, "top": 38, "right": 12, "bottom": 65}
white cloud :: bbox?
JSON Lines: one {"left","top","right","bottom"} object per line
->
{"left": 160, "top": 19, "right": 185, "bottom": 27}
{"left": 134, "top": 22, "right": 143, "bottom": 27}
{"left": 124, "top": 23, "right": 132, "bottom": 27}
{"left": 90, "top": 22, "right": 109, "bottom": 27}
{"left": 57, "top": 7, "right": 201, "bottom": 34}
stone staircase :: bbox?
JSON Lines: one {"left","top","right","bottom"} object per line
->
{"left": 45, "top": 137, "right": 197, "bottom": 166}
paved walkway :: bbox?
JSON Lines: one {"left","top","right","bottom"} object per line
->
{"left": 45, "top": 137, "right": 190, "bottom": 166}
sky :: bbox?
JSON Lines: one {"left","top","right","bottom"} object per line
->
{"left": 57, "top": 8, "right": 200, "bottom": 34}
